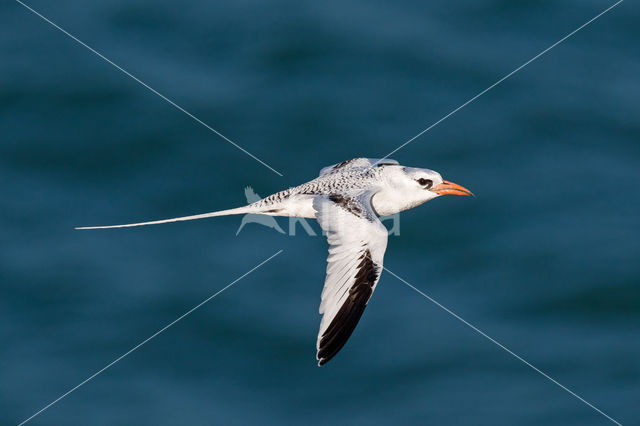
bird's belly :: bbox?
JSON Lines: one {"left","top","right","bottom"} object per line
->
{"left": 266, "top": 195, "right": 317, "bottom": 218}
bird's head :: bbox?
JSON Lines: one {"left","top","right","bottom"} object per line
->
{"left": 405, "top": 167, "right": 473, "bottom": 197}
{"left": 382, "top": 166, "right": 473, "bottom": 210}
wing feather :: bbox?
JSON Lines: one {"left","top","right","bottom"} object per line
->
{"left": 313, "top": 192, "right": 388, "bottom": 365}
{"left": 318, "top": 158, "right": 398, "bottom": 176}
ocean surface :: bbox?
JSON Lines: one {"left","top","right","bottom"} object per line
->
{"left": 2, "top": 1, "right": 638, "bottom": 425}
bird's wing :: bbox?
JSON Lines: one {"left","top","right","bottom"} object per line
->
{"left": 312, "top": 191, "right": 388, "bottom": 365}
{"left": 318, "top": 158, "right": 398, "bottom": 176}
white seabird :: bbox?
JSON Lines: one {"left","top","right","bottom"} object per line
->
{"left": 78, "top": 158, "right": 473, "bottom": 365}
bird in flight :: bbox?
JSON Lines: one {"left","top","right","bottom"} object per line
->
{"left": 78, "top": 158, "right": 473, "bottom": 365}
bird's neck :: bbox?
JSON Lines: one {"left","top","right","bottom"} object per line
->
{"left": 371, "top": 189, "right": 429, "bottom": 217}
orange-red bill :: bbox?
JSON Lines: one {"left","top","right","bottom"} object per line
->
{"left": 430, "top": 180, "right": 474, "bottom": 196}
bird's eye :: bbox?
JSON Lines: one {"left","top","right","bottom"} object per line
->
{"left": 417, "top": 178, "right": 433, "bottom": 188}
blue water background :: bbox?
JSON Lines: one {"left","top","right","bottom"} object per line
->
{"left": 2, "top": 1, "right": 639, "bottom": 425}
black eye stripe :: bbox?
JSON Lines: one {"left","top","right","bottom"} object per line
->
{"left": 417, "top": 178, "right": 433, "bottom": 188}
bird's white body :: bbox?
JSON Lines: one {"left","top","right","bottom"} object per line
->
{"left": 255, "top": 178, "right": 427, "bottom": 219}
{"left": 244, "top": 159, "right": 444, "bottom": 218}
{"left": 78, "top": 158, "right": 472, "bottom": 365}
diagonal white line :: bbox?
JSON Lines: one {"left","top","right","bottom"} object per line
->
{"left": 383, "top": 265, "right": 622, "bottom": 426}
{"left": 14, "top": 0, "right": 284, "bottom": 177}
{"left": 376, "top": 0, "right": 623, "bottom": 165}
{"left": 18, "top": 249, "right": 284, "bottom": 426}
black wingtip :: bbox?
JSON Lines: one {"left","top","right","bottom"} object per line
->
{"left": 315, "top": 249, "right": 379, "bottom": 366}
{"left": 317, "top": 354, "right": 334, "bottom": 366}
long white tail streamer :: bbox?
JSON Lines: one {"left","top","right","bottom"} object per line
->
{"left": 75, "top": 206, "right": 253, "bottom": 230}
